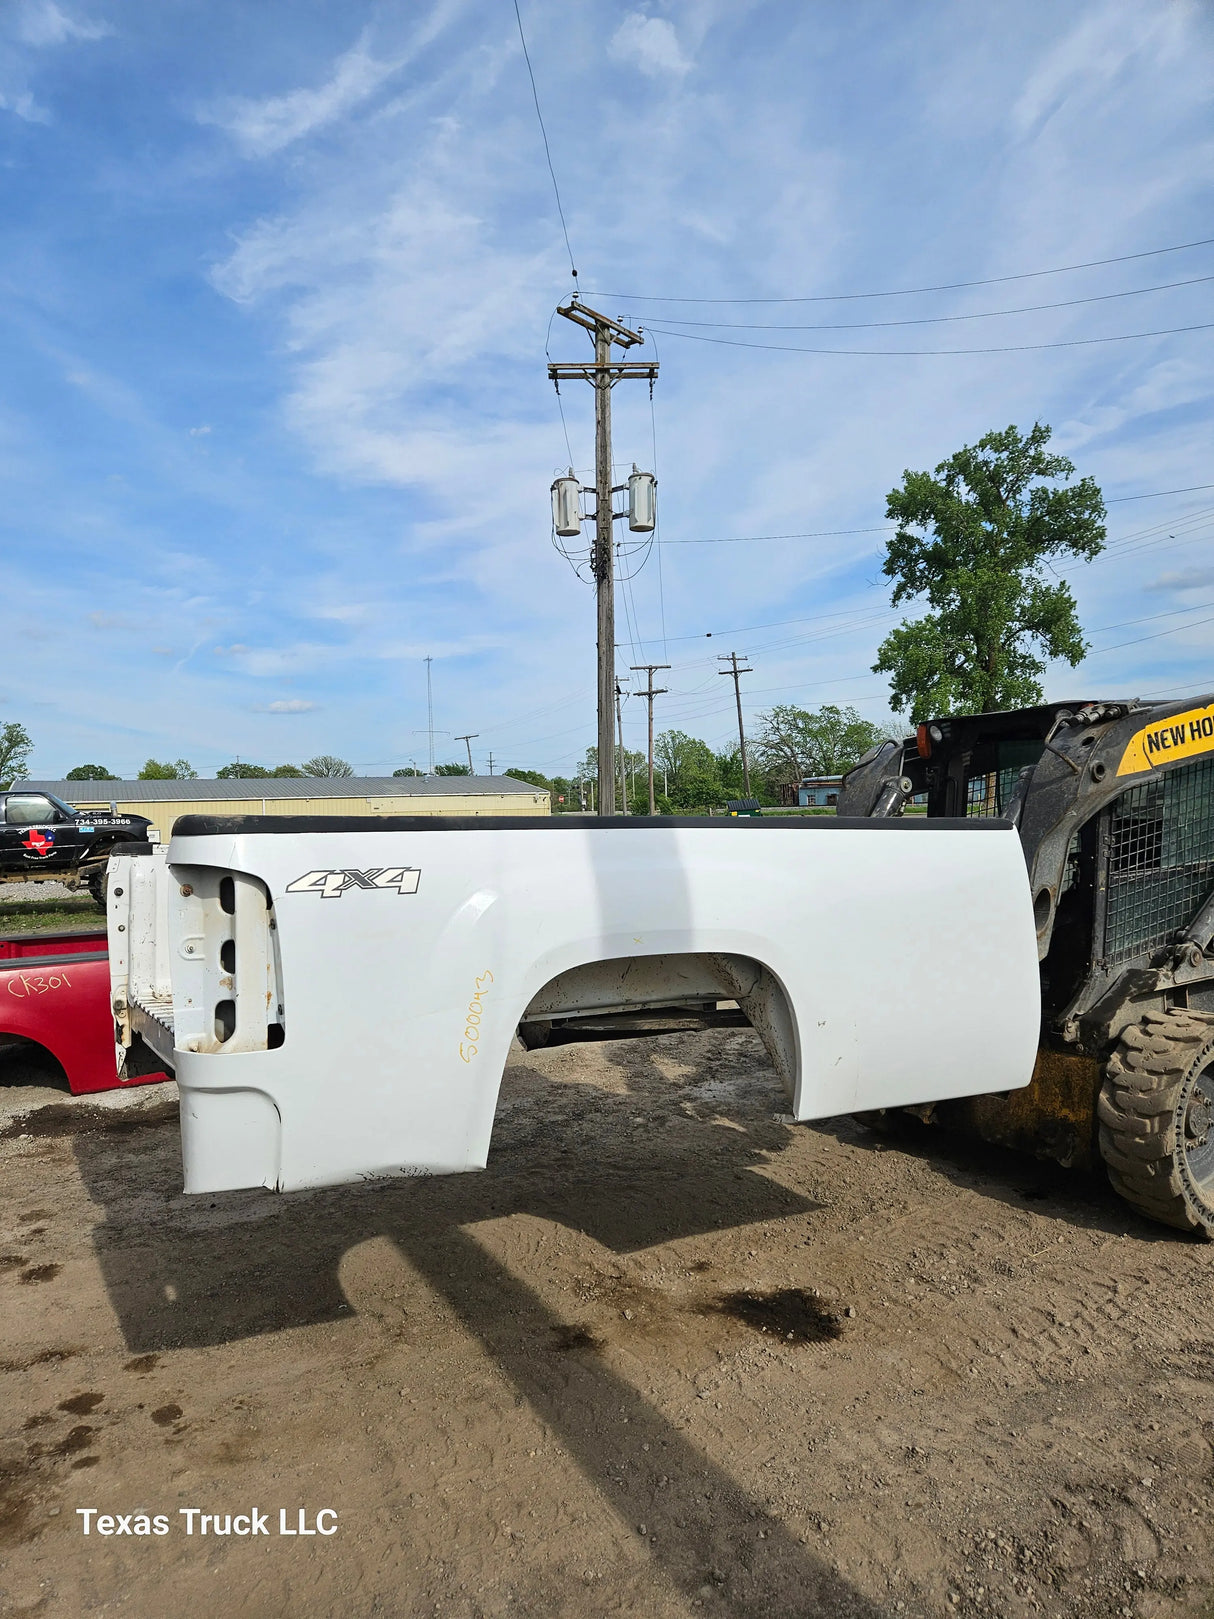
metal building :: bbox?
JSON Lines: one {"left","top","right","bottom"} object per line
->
{"left": 18, "top": 775, "right": 549, "bottom": 841}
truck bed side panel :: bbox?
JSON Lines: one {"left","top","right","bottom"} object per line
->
{"left": 165, "top": 818, "right": 1040, "bottom": 1195}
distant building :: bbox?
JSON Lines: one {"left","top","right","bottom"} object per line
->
{"left": 797, "top": 775, "right": 842, "bottom": 808}
{"left": 18, "top": 774, "right": 549, "bottom": 841}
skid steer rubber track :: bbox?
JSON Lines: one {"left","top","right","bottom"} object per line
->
{"left": 1098, "top": 1009, "right": 1214, "bottom": 1237}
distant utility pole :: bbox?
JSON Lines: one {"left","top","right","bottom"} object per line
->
{"left": 487, "top": 751, "right": 495, "bottom": 777}
{"left": 718, "top": 652, "right": 754, "bottom": 797}
{"left": 424, "top": 656, "right": 435, "bottom": 775}
{"left": 631, "top": 663, "right": 670, "bottom": 815}
{"left": 455, "top": 733, "right": 478, "bottom": 774}
{"left": 549, "top": 301, "right": 657, "bottom": 818}
{"left": 615, "top": 680, "right": 628, "bottom": 816}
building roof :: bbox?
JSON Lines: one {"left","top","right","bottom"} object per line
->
{"left": 18, "top": 775, "right": 540, "bottom": 802}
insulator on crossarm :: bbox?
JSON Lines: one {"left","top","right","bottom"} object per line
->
{"left": 551, "top": 471, "right": 582, "bottom": 537}
{"left": 627, "top": 466, "right": 656, "bottom": 532}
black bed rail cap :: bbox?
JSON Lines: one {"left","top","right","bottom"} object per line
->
{"left": 169, "top": 812, "right": 1014, "bottom": 837}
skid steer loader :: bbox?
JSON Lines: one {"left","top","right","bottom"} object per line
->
{"left": 838, "top": 693, "right": 1214, "bottom": 1236}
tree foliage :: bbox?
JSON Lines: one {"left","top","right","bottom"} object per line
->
{"left": 217, "top": 761, "right": 269, "bottom": 778}
{"left": 0, "top": 721, "right": 32, "bottom": 789}
{"left": 504, "top": 768, "right": 550, "bottom": 788}
{"left": 873, "top": 422, "right": 1106, "bottom": 722}
{"left": 65, "top": 763, "right": 117, "bottom": 781}
{"left": 139, "top": 758, "right": 197, "bottom": 780}
{"left": 393, "top": 767, "right": 423, "bottom": 777}
{"left": 434, "top": 762, "right": 471, "bottom": 776}
{"left": 302, "top": 755, "right": 353, "bottom": 778}
{"left": 753, "top": 705, "right": 889, "bottom": 786}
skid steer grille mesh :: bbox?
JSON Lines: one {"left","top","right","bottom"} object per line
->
{"left": 1105, "top": 755, "right": 1214, "bottom": 963}
{"left": 965, "top": 767, "right": 1025, "bottom": 818}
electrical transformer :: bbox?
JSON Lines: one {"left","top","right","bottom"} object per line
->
{"left": 628, "top": 467, "right": 657, "bottom": 532}
{"left": 551, "top": 471, "right": 581, "bottom": 537}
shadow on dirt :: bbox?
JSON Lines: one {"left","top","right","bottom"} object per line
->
{"left": 825, "top": 1110, "right": 1182, "bottom": 1242}
{"left": 66, "top": 1039, "right": 885, "bottom": 1619}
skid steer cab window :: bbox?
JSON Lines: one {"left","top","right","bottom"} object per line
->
{"left": 5, "top": 793, "right": 70, "bottom": 826}
{"left": 964, "top": 740, "right": 1045, "bottom": 819}
{"left": 1105, "top": 755, "right": 1214, "bottom": 963}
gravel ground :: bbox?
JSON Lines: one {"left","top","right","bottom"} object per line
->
{"left": 0, "top": 882, "right": 78, "bottom": 903}
{"left": 1, "top": 1029, "right": 1212, "bottom": 1618}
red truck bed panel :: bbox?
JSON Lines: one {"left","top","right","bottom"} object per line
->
{"left": 0, "top": 929, "right": 108, "bottom": 960}
{"left": 1, "top": 936, "right": 170, "bottom": 1095}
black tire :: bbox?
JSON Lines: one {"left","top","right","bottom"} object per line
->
{"left": 86, "top": 866, "right": 108, "bottom": 911}
{"left": 1098, "top": 1009, "right": 1214, "bottom": 1237}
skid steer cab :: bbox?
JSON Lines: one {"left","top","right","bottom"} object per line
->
{"left": 839, "top": 694, "right": 1214, "bottom": 1237}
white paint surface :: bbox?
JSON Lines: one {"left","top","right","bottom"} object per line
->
{"left": 164, "top": 821, "right": 1041, "bottom": 1194}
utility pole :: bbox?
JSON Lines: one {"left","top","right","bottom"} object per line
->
{"left": 487, "top": 751, "right": 495, "bottom": 777}
{"left": 549, "top": 302, "right": 657, "bottom": 818}
{"left": 718, "top": 652, "right": 754, "bottom": 797}
{"left": 630, "top": 663, "right": 669, "bottom": 815}
{"left": 614, "top": 680, "right": 627, "bottom": 815}
{"left": 424, "top": 656, "right": 435, "bottom": 775}
{"left": 455, "top": 733, "right": 478, "bottom": 774}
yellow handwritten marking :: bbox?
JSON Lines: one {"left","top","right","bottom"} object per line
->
{"left": 459, "top": 969, "right": 495, "bottom": 1064}
{"left": 6, "top": 969, "right": 72, "bottom": 999}
{"left": 1118, "top": 702, "right": 1214, "bottom": 775}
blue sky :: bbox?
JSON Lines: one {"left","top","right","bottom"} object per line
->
{"left": 2, "top": 0, "right": 1212, "bottom": 780}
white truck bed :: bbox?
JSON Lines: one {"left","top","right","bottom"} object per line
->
{"left": 111, "top": 814, "right": 1041, "bottom": 1196}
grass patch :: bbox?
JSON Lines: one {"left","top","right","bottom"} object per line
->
{"left": 0, "top": 895, "right": 100, "bottom": 935}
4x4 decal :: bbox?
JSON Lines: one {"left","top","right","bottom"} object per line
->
{"left": 284, "top": 867, "right": 421, "bottom": 899}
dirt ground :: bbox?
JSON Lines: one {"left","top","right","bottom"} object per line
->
{"left": 1, "top": 1026, "right": 1213, "bottom": 1619}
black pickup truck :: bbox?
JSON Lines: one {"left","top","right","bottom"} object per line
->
{"left": 0, "top": 789, "right": 152, "bottom": 906}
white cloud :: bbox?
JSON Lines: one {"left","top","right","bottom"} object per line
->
{"left": 263, "top": 698, "right": 317, "bottom": 713}
{"left": 188, "top": 423, "right": 211, "bottom": 437}
{"left": 199, "top": 36, "right": 399, "bottom": 157}
{"left": 1145, "top": 567, "right": 1214, "bottom": 594}
{"left": 197, "top": 6, "right": 461, "bottom": 160}
{"left": 15, "top": 1, "right": 110, "bottom": 47}
{"left": 0, "top": 88, "right": 48, "bottom": 122}
{"left": 609, "top": 12, "right": 691, "bottom": 78}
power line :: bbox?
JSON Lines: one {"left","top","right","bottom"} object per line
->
{"left": 1085, "top": 611, "right": 1214, "bottom": 657}
{"left": 644, "top": 319, "right": 1214, "bottom": 359}
{"left": 512, "top": 0, "right": 577, "bottom": 283}
{"left": 1107, "top": 483, "right": 1214, "bottom": 502}
{"left": 638, "top": 274, "right": 1214, "bottom": 332}
{"left": 665, "top": 525, "right": 892, "bottom": 546}
{"left": 657, "top": 488, "right": 1214, "bottom": 547}
{"left": 587, "top": 235, "right": 1214, "bottom": 305}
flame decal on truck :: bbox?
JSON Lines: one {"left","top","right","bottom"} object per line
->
{"left": 284, "top": 867, "right": 421, "bottom": 899}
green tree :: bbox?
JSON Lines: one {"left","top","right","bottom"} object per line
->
{"left": 217, "top": 762, "right": 269, "bottom": 778}
{"left": 65, "top": 763, "right": 117, "bottom": 781}
{"left": 139, "top": 758, "right": 197, "bottom": 780}
{"left": 873, "top": 422, "right": 1106, "bottom": 722}
{"left": 302, "top": 755, "right": 353, "bottom": 778}
{"left": 504, "top": 768, "right": 550, "bottom": 788}
{"left": 434, "top": 762, "right": 471, "bottom": 776}
{"left": 270, "top": 764, "right": 306, "bottom": 777}
{"left": 393, "top": 767, "right": 423, "bottom": 777}
{"left": 753, "top": 704, "right": 888, "bottom": 790}
{"left": 653, "top": 731, "right": 721, "bottom": 808}
{"left": 0, "top": 721, "right": 32, "bottom": 789}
